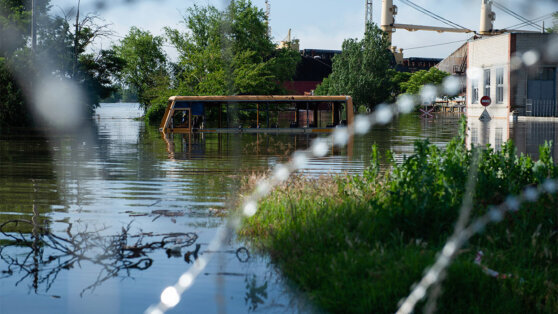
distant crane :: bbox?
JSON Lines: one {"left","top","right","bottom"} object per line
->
{"left": 365, "top": 0, "right": 373, "bottom": 31}
{"left": 265, "top": 0, "right": 271, "bottom": 37}
{"left": 379, "top": 0, "right": 543, "bottom": 62}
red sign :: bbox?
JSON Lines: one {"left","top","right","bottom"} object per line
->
{"left": 480, "top": 96, "right": 491, "bottom": 107}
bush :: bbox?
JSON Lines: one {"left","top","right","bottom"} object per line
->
{"left": 145, "top": 101, "right": 167, "bottom": 125}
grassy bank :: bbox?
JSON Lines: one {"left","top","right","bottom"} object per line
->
{"left": 239, "top": 129, "right": 558, "bottom": 313}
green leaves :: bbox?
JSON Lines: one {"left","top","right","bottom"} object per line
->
{"left": 400, "top": 67, "right": 450, "bottom": 95}
{"left": 315, "top": 24, "right": 392, "bottom": 110}
{"left": 114, "top": 27, "right": 167, "bottom": 109}
{"left": 164, "top": 0, "right": 299, "bottom": 97}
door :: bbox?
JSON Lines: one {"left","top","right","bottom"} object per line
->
{"left": 527, "top": 67, "right": 556, "bottom": 116}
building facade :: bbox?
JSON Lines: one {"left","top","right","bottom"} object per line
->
{"left": 466, "top": 33, "right": 558, "bottom": 119}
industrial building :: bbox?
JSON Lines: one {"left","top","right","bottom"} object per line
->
{"left": 466, "top": 33, "right": 557, "bottom": 119}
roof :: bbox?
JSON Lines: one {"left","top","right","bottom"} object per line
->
{"left": 168, "top": 95, "right": 352, "bottom": 103}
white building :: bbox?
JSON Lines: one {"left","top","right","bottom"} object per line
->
{"left": 466, "top": 33, "right": 558, "bottom": 120}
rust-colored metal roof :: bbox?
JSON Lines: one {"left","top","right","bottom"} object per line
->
{"left": 169, "top": 95, "right": 352, "bottom": 102}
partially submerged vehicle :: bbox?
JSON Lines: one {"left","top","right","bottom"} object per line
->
{"left": 160, "top": 95, "right": 354, "bottom": 134}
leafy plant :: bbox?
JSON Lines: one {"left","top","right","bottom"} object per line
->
{"left": 240, "top": 120, "right": 558, "bottom": 313}
{"left": 314, "top": 23, "right": 393, "bottom": 110}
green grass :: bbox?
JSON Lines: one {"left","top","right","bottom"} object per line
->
{"left": 239, "top": 125, "right": 558, "bottom": 313}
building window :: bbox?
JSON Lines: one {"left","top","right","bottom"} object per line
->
{"left": 484, "top": 69, "right": 491, "bottom": 97}
{"left": 496, "top": 68, "right": 504, "bottom": 103}
{"left": 472, "top": 79, "right": 479, "bottom": 103}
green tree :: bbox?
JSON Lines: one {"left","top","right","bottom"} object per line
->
{"left": 545, "top": 12, "right": 558, "bottom": 33}
{"left": 143, "top": 0, "right": 300, "bottom": 123}
{"left": 400, "top": 67, "right": 449, "bottom": 95}
{"left": 0, "top": 0, "right": 51, "bottom": 57}
{"left": 1, "top": 2, "right": 124, "bottom": 126}
{"left": 315, "top": 23, "right": 392, "bottom": 110}
{"left": 35, "top": 12, "right": 122, "bottom": 113}
{"left": 388, "top": 69, "right": 412, "bottom": 101}
{"left": 165, "top": 0, "right": 299, "bottom": 96}
{"left": 114, "top": 27, "right": 168, "bottom": 109}
{"left": 0, "top": 57, "right": 28, "bottom": 126}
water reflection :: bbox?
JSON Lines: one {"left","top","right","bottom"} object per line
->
{"left": 1, "top": 104, "right": 467, "bottom": 313}
{"left": 0, "top": 212, "right": 199, "bottom": 296}
{"left": 466, "top": 115, "right": 558, "bottom": 160}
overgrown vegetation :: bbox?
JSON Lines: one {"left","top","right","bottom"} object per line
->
{"left": 240, "top": 123, "right": 558, "bottom": 313}
{"left": 0, "top": 0, "right": 124, "bottom": 126}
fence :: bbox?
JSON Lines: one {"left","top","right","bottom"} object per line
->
{"left": 525, "top": 99, "right": 557, "bottom": 117}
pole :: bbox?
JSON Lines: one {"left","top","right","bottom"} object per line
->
{"left": 31, "top": 0, "right": 37, "bottom": 52}
{"left": 365, "top": 1, "right": 373, "bottom": 32}
{"left": 73, "top": 0, "right": 81, "bottom": 78}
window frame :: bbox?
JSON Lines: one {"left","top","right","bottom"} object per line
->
{"left": 471, "top": 79, "right": 479, "bottom": 104}
{"left": 496, "top": 68, "right": 504, "bottom": 104}
{"left": 484, "top": 69, "right": 491, "bottom": 98}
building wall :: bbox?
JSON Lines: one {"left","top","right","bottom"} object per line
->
{"left": 467, "top": 33, "right": 511, "bottom": 119}
{"left": 436, "top": 43, "right": 467, "bottom": 75}
{"left": 512, "top": 34, "right": 558, "bottom": 114}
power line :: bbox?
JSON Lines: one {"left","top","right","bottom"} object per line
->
{"left": 504, "top": 13, "right": 554, "bottom": 30}
{"left": 398, "top": 0, "right": 469, "bottom": 30}
{"left": 492, "top": 1, "right": 540, "bottom": 30}
{"left": 403, "top": 39, "right": 468, "bottom": 51}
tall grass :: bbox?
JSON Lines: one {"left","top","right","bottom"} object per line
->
{"left": 239, "top": 126, "right": 558, "bottom": 313}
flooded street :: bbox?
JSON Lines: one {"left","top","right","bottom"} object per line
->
{"left": 0, "top": 103, "right": 555, "bottom": 313}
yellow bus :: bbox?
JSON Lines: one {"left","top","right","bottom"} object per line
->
{"left": 160, "top": 95, "right": 354, "bottom": 134}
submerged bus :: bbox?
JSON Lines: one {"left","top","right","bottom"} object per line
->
{"left": 160, "top": 95, "right": 354, "bottom": 134}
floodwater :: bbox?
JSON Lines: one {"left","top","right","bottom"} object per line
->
{"left": 0, "top": 103, "right": 554, "bottom": 314}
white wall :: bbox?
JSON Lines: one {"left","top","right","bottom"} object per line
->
{"left": 467, "top": 34, "right": 511, "bottom": 120}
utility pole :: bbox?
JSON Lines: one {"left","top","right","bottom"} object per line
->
{"left": 31, "top": 0, "right": 37, "bottom": 52}
{"left": 73, "top": 0, "right": 81, "bottom": 78}
{"left": 365, "top": 0, "right": 373, "bottom": 31}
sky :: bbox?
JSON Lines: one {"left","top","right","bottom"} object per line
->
{"left": 50, "top": 0, "right": 558, "bottom": 61}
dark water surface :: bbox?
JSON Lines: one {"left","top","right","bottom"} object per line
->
{"left": 1, "top": 103, "right": 552, "bottom": 313}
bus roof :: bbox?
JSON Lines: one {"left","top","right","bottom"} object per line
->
{"left": 168, "top": 95, "right": 352, "bottom": 103}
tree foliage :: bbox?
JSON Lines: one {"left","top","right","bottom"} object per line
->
{"left": 400, "top": 67, "right": 449, "bottom": 95}
{"left": 142, "top": 0, "right": 300, "bottom": 123}
{"left": 1, "top": 1, "right": 124, "bottom": 125}
{"left": 114, "top": 26, "right": 167, "bottom": 109}
{"left": 34, "top": 12, "right": 121, "bottom": 113}
{"left": 164, "top": 0, "right": 299, "bottom": 96}
{"left": 546, "top": 11, "right": 558, "bottom": 33}
{"left": 315, "top": 23, "right": 393, "bottom": 110}
{"left": 0, "top": 0, "right": 50, "bottom": 57}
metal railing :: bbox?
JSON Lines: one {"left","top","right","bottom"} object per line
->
{"left": 525, "top": 99, "right": 557, "bottom": 117}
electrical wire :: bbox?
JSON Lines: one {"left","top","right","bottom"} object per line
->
{"left": 403, "top": 39, "right": 468, "bottom": 51}
{"left": 398, "top": 0, "right": 470, "bottom": 30}
{"left": 503, "top": 13, "right": 554, "bottom": 30}
{"left": 493, "top": 1, "right": 540, "bottom": 30}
